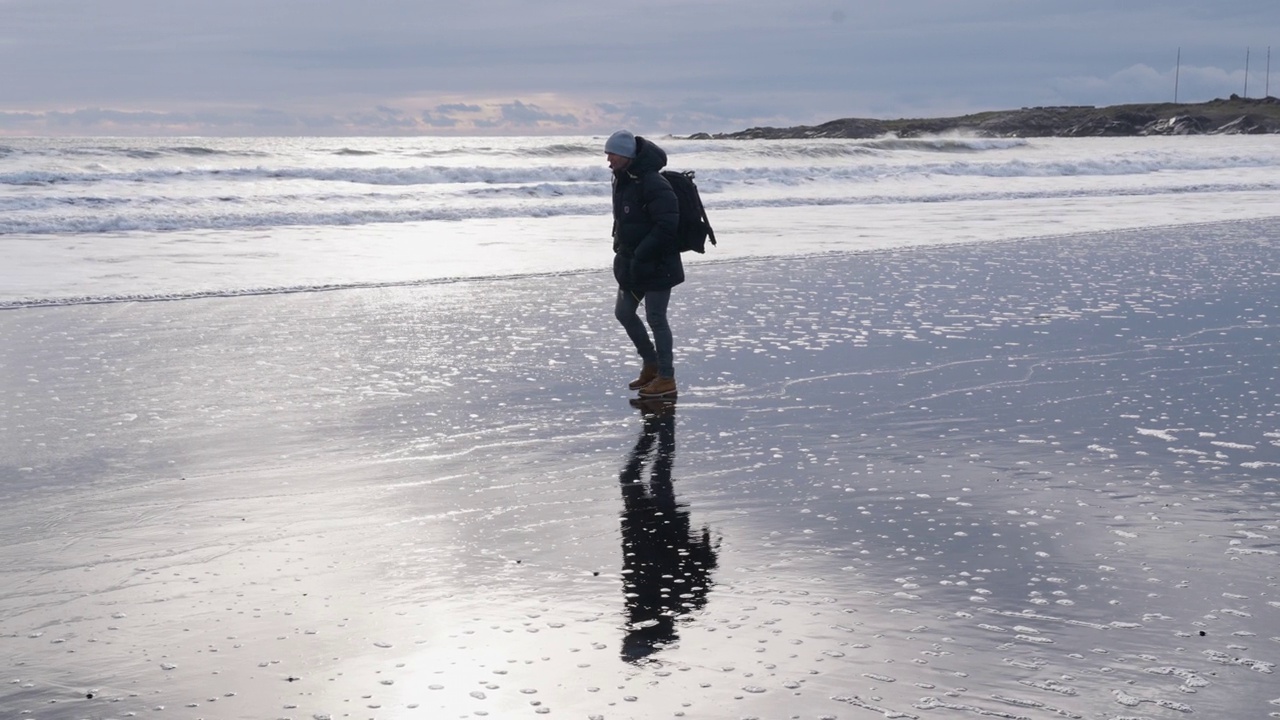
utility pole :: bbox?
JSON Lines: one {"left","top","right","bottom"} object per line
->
{"left": 1244, "top": 47, "right": 1250, "bottom": 98}
{"left": 1268, "top": 47, "right": 1272, "bottom": 98}
{"left": 1174, "top": 47, "right": 1181, "bottom": 103}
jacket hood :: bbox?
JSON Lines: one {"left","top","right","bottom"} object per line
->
{"left": 627, "top": 136, "right": 668, "bottom": 175}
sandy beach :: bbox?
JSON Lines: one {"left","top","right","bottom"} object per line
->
{"left": 2, "top": 218, "right": 1278, "bottom": 719}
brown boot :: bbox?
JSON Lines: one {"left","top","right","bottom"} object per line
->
{"left": 637, "top": 375, "right": 677, "bottom": 398}
{"left": 628, "top": 363, "right": 658, "bottom": 390}
{"left": 629, "top": 397, "right": 677, "bottom": 417}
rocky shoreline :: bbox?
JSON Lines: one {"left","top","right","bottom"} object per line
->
{"left": 698, "top": 95, "right": 1280, "bottom": 139}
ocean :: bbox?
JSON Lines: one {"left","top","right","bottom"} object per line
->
{"left": 3, "top": 134, "right": 1279, "bottom": 307}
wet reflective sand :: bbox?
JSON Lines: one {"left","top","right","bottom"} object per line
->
{"left": 2, "top": 219, "right": 1278, "bottom": 719}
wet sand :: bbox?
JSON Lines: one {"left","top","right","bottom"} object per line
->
{"left": 2, "top": 219, "right": 1278, "bottom": 719}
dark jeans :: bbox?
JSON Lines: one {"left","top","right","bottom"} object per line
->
{"left": 614, "top": 287, "right": 673, "bottom": 378}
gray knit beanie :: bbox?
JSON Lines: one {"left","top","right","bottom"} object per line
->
{"left": 605, "top": 130, "right": 636, "bottom": 158}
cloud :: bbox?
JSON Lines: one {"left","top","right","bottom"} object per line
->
{"left": 420, "top": 111, "right": 460, "bottom": 128}
{"left": 497, "top": 100, "right": 579, "bottom": 127}
{"left": 0, "top": 106, "right": 366, "bottom": 136}
{"left": 1052, "top": 62, "right": 1256, "bottom": 108}
{"left": 1, "top": 0, "right": 1276, "bottom": 135}
{"left": 0, "top": 97, "right": 606, "bottom": 136}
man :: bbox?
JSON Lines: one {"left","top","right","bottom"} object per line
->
{"left": 606, "top": 129, "right": 683, "bottom": 399}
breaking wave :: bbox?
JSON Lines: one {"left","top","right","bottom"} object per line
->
{"left": 5, "top": 180, "right": 1278, "bottom": 235}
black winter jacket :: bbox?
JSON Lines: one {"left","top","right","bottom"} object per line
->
{"left": 611, "top": 137, "right": 684, "bottom": 292}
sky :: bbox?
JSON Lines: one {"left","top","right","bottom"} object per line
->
{"left": 1, "top": 0, "right": 1277, "bottom": 136}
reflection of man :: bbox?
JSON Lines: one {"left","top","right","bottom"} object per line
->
{"left": 618, "top": 398, "right": 718, "bottom": 663}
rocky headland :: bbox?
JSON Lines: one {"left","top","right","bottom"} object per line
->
{"left": 698, "top": 95, "right": 1280, "bottom": 139}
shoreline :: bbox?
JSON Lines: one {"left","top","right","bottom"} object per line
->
{"left": 8, "top": 205, "right": 1280, "bottom": 310}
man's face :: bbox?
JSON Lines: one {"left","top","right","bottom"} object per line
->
{"left": 606, "top": 152, "right": 631, "bottom": 172}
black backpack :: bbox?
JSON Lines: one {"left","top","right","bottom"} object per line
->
{"left": 661, "top": 170, "right": 717, "bottom": 254}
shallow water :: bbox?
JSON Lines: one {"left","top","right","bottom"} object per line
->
{"left": 2, "top": 220, "right": 1278, "bottom": 719}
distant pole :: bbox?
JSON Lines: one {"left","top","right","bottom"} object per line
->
{"left": 1174, "top": 47, "right": 1181, "bottom": 103}
{"left": 1244, "top": 47, "right": 1250, "bottom": 98}
{"left": 1268, "top": 46, "right": 1272, "bottom": 98}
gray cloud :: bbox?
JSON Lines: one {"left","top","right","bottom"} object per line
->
{"left": 1, "top": 0, "right": 1275, "bottom": 136}
{"left": 420, "top": 112, "right": 460, "bottom": 128}
{"left": 498, "top": 101, "right": 579, "bottom": 127}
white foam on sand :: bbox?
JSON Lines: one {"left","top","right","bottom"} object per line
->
{"left": 2, "top": 219, "right": 1279, "bottom": 719}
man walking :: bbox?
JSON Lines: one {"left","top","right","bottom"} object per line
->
{"left": 606, "top": 129, "right": 683, "bottom": 399}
